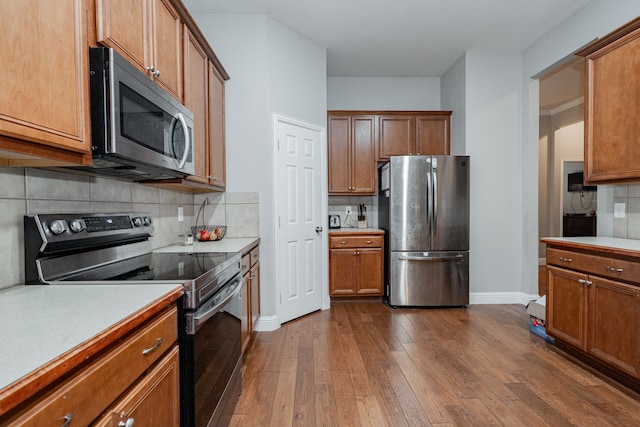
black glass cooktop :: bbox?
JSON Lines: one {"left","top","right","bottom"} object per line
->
{"left": 59, "top": 251, "right": 239, "bottom": 283}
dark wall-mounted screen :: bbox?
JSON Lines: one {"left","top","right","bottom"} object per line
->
{"left": 568, "top": 171, "right": 597, "bottom": 192}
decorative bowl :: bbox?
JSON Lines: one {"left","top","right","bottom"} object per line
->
{"left": 191, "top": 225, "right": 227, "bottom": 241}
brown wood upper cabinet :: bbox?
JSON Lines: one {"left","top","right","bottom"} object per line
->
{"left": 378, "top": 111, "right": 451, "bottom": 159}
{"left": 577, "top": 17, "right": 640, "bottom": 184}
{"left": 0, "top": 0, "right": 92, "bottom": 167}
{"left": 96, "top": 0, "right": 183, "bottom": 101}
{"left": 328, "top": 113, "right": 377, "bottom": 195}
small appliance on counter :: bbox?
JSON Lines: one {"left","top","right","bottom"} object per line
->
{"left": 328, "top": 214, "right": 341, "bottom": 229}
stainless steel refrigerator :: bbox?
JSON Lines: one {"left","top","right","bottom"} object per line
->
{"left": 378, "top": 155, "right": 470, "bottom": 307}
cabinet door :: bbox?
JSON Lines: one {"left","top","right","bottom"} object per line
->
{"left": 150, "top": 0, "right": 182, "bottom": 101}
{"left": 0, "top": 0, "right": 91, "bottom": 154}
{"left": 584, "top": 30, "right": 640, "bottom": 183}
{"left": 356, "top": 248, "right": 383, "bottom": 295}
{"left": 547, "top": 266, "right": 588, "bottom": 350}
{"left": 208, "top": 62, "right": 226, "bottom": 188}
{"left": 351, "top": 116, "right": 376, "bottom": 193}
{"left": 415, "top": 114, "right": 450, "bottom": 155}
{"left": 379, "top": 115, "right": 414, "bottom": 159}
{"left": 588, "top": 276, "right": 640, "bottom": 378}
{"left": 328, "top": 116, "right": 351, "bottom": 193}
{"left": 184, "top": 28, "right": 209, "bottom": 184}
{"left": 95, "top": 346, "right": 180, "bottom": 427}
{"left": 96, "top": 0, "right": 148, "bottom": 72}
{"left": 329, "top": 249, "right": 357, "bottom": 295}
{"left": 240, "top": 274, "right": 250, "bottom": 353}
{"left": 250, "top": 262, "right": 260, "bottom": 329}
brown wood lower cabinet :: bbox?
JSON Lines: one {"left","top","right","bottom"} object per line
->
{"left": 544, "top": 240, "right": 640, "bottom": 389}
{"left": 240, "top": 243, "right": 260, "bottom": 353}
{"left": 0, "top": 306, "right": 180, "bottom": 426}
{"left": 329, "top": 231, "right": 384, "bottom": 296}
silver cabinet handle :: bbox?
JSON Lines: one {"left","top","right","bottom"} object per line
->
{"left": 605, "top": 266, "right": 623, "bottom": 272}
{"left": 365, "top": 240, "right": 372, "bottom": 244}
{"left": 62, "top": 414, "right": 72, "bottom": 427}
{"left": 340, "top": 241, "right": 347, "bottom": 244}
{"left": 146, "top": 65, "right": 156, "bottom": 73}
{"left": 559, "top": 257, "right": 572, "bottom": 262}
{"left": 141, "top": 338, "right": 162, "bottom": 355}
{"left": 119, "top": 418, "right": 135, "bottom": 427}
{"left": 154, "top": 69, "right": 160, "bottom": 77}
{"left": 578, "top": 279, "right": 592, "bottom": 286}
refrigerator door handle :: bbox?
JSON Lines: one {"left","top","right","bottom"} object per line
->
{"left": 432, "top": 167, "right": 438, "bottom": 232}
{"left": 426, "top": 161, "right": 433, "bottom": 235}
{"left": 398, "top": 254, "right": 464, "bottom": 261}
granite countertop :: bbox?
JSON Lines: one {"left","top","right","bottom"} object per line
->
{"left": 0, "top": 284, "right": 183, "bottom": 408}
{"left": 541, "top": 236, "right": 640, "bottom": 257}
{"left": 155, "top": 236, "right": 260, "bottom": 255}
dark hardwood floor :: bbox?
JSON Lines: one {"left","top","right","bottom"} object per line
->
{"left": 231, "top": 301, "right": 640, "bottom": 426}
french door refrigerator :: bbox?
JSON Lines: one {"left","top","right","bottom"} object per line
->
{"left": 378, "top": 155, "right": 470, "bottom": 307}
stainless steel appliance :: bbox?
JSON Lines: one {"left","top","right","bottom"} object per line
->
{"left": 68, "top": 47, "right": 194, "bottom": 180}
{"left": 24, "top": 213, "right": 241, "bottom": 427}
{"left": 378, "top": 155, "right": 470, "bottom": 307}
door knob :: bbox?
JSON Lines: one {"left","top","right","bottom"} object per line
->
{"left": 315, "top": 226, "right": 323, "bottom": 233}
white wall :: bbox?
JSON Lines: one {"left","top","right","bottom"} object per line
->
{"left": 460, "top": 52, "right": 525, "bottom": 300}
{"left": 441, "top": 55, "right": 466, "bottom": 155}
{"left": 327, "top": 77, "right": 440, "bottom": 110}
{"left": 191, "top": 13, "right": 327, "bottom": 328}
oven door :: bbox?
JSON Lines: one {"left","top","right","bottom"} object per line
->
{"left": 181, "top": 274, "right": 242, "bottom": 427}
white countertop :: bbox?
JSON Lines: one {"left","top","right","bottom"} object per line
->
{"left": 0, "top": 284, "right": 182, "bottom": 392}
{"left": 541, "top": 236, "right": 640, "bottom": 252}
{"left": 155, "top": 237, "right": 260, "bottom": 254}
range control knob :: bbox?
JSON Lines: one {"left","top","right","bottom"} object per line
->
{"left": 69, "top": 219, "right": 85, "bottom": 233}
{"left": 143, "top": 217, "right": 152, "bottom": 226}
{"left": 132, "top": 217, "right": 143, "bottom": 227}
{"left": 49, "top": 220, "right": 68, "bottom": 235}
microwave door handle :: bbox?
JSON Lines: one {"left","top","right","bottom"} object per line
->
{"left": 174, "top": 112, "right": 191, "bottom": 169}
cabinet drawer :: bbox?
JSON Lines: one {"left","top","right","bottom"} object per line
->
{"left": 547, "top": 248, "right": 640, "bottom": 284}
{"left": 250, "top": 245, "right": 259, "bottom": 266}
{"left": 241, "top": 253, "right": 250, "bottom": 276}
{"left": 330, "top": 235, "right": 383, "bottom": 249}
{"left": 4, "top": 307, "right": 178, "bottom": 426}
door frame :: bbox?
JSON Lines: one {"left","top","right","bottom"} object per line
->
{"left": 273, "top": 112, "right": 330, "bottom": 326}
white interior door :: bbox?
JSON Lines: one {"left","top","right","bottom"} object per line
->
{"left": 275, "top": 114, "right": 327, "bottom": 324}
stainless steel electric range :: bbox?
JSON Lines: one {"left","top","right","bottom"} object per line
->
{"left": 24, "top": 212, "right": 242, "bottom": 427}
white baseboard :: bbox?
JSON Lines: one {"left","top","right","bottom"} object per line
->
{"left": 253, "top": 315, "right": 279, "bottom": 332}
{"left": 470, "top": 292, "right": 539, "bottom": 306}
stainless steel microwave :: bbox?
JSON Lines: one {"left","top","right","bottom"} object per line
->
{"left": 70, "top": 47, "right": 194, "bottom": 181}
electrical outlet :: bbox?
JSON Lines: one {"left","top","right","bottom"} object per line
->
{"left": 345, "top": 206, "right": 352, "bottom": 215}
{"left": 178, "top": 206, "right": 184, "bottom": 222}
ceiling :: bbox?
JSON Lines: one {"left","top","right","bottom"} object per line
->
{"left": 183, "top": 0, "right": 590, "bottom": 108}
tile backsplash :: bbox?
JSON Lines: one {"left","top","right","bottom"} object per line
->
{"left": 0, "top": 167, "right": 259, "bottom": 290}
{"left": 328, "top": 195, "right": 378, "bottom": 228}
{"left": 613, "top": 183, "right": 640, "bottom": 239}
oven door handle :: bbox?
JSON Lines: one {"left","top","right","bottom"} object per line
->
{"left": 189, "top": 275, "right": 242, "bottom": 335}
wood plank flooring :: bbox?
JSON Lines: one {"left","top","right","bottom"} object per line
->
{"left": 231, "top": 301, "right": 640, "bottom": 426}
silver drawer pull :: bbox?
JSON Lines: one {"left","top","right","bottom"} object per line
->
{"left": 340, "top": 241, "right": 347, "bottom": 244}
{"left": 605, "top": 266, "right": 623, "bottom": 272}
{"left": 61, "top": 414, "right": 72, "bottom": 427}
{"left": 118, "top": 418, "right": 135, "bottom": 427}
{"left": 577, "top": 278, "right": 592, "bottom": 286}
{"left": 141, "top": 338, "right": 163, "bottom": 355}
{"left": 559, "top": 257, "right": 572, "bottom": 262}
{"left": 365, "top": 240, "right": 373, "bottom": 244}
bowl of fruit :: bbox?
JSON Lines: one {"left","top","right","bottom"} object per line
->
{"left": 192, "top": 225, "right": 227, "bottom": 241}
